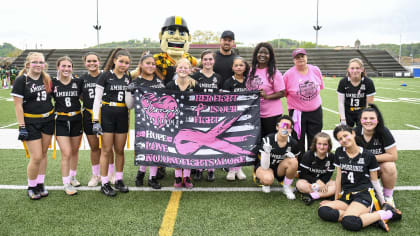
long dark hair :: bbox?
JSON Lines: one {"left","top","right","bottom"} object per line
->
{"left": 103, "top": 48, "right": 131, "bottom": 72}
{"left": 250, "top": 42, "right": 276, "bottom": 82}
{"left": 358, "top": 103, "right": 386, "bottom": 144}
{"left": 233, "top": 56, "right": 250, "bottom": 77}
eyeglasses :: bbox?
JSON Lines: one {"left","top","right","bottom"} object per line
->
{"left": 30, "top": 61, "right": 45, "bottom": 65}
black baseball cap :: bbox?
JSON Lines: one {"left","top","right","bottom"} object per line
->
{"left": 221, "top": 30, "right": 235, "bottom": 40}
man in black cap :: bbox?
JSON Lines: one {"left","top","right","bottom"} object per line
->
{"left": 214, "top": 30, "right": 236, "bottom": 83}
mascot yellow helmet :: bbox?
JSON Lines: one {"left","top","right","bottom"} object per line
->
{"left": 159, "top": 16, "right": 192, "bottom": 58}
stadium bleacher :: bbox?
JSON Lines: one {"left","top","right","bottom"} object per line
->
{"left": 11, "top": 48, "right": 407, "bottom": 77}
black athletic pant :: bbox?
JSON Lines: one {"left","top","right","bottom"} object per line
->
{"left": 289, "top": 106, "right": 323, "bottom": 156}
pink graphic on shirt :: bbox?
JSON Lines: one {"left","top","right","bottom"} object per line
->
{"left": 141, "top": 93, "right": 178, "bottom": 128}
{"left": 246, "top": 75, "right": 263, "bottom": 91}
{"left": 298, "top": 81, "right": 318, "bottom": 101}
{"left": 174, "top": 115, "right": 254, "bottom": 155}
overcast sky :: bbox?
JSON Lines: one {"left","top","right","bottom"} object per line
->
{"left": 1, "top": 0, "right": 419, "bottom": 49}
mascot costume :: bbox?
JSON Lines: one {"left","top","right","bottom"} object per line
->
{"left": 154, "top": 16, "right": 197, "bottom": 84}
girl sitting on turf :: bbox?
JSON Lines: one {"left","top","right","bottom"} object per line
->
{"left": 255, "top": 115, "right": 300, "bottom": 199}
{"left": 355, "top": 104, "right": 398, "bottom": 207}
{"left": 296, "top": 132, "right": 336, "bottom": 205}
{"left": 318, "top": 125, "right": 401, "bottom": 232}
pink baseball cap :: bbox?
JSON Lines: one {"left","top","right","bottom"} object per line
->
{"left": 292, "top": 48, "right": 307, "bottom": 58}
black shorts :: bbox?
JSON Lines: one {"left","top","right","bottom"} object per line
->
{"left": 101, "top": 106, "right": 129, "bottom": 133}
{"left": 345, "top": 111, "right": 361, "bottom": 127}
{"left": 338, "top": 189, "right": 374, "bottom": 208}
{"left": 254, "top": 162, "right": 285, "bottom": 183}
{"left": 26, "top": 120, "right": 54, "bottom": 141}
{"left": 83, "top": 109, "right": 94, "bottom": 135}
{"left": 56, "top": 119, "right": 83, "bottom": 137}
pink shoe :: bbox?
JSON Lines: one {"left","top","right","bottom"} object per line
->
{"left": 183, "top": 177, "right": 193, "bottom": 189}
{"left": 174, "top": 177, "right": 183, "bottom": 188}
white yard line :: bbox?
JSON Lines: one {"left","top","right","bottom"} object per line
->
{"left": 405, "top": 124, "right": 420, "bottom": 130}
{"left": 322, "top": 107, "right": 339, "bottom": 114}
{"left": 0, "top": 122, "right": 17, "bottom": 129}
{"left": 0, "top": 185, "right": 419, "bottom": 192}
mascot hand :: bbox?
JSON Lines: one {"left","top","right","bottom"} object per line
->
{"left": 126, "top": 82, "right": 137, "bottom": 93}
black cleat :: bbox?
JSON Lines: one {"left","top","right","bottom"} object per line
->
{"left": 207, "top": 171, "right": 215, "bottom": 182}
{"left": 148, "top": 177, "right": 161, "bottom": 189}
{"left": 114, "top": 180, "right": 129, "bottom": 193}
{"left": 375, "top": 219, "right": 390, "bottom": 232}
{"left": 156, "top": 167, "right": 166, "bottom": 180}
{"left": 101, "top": 183, "right": 117, "bottom": 197}
{"left": 301, "top": 193, "right": 314, "bottom": 205}
{"left": 36, "top": 183, "right": 49, "bottom": 197}
{"left": 193, "top": 170, "right": 202, "bottom": 181}
{"left": 382, "top": 203, "right": 402, "bottom": 221}
{"left": 135, "top": 171, "right": 145, "bottom": 187}
{"left": 27, "top": 186, "right": 41, "bottom": 200}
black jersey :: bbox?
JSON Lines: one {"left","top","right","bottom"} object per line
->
{"left": 258, "top": 134, "right": 300, "bottom": 167}
{"left": 80, "top": 72, "right": 101, "bottom": 109}
{"left": 97, "top": 71, "right": 131, "bottom": 104}
{"left": 165, "top": 79, "right": 202, "bottom": 92}
{"left": 334, "top": 147, "right": 379, "bottom": 193}
{"left": 299, "top": 151, "right": 335, "bottom": 184}
{"left": 354, "top": 126, "right": 396, "bottom": 156}
{"left": 213, "top": 50, "right": 236, "bottom": 82}
{"left": 11, "top": 74, "right": 54, "bottom": 123}
{"left": 337, "top": 77, "right": 375, "bottom": 113}
{"left": 222, "top": 76, "right": 248, "bottom": 92}
{"left": 191, "top": 71, "right": 223, "bottom": 92}
{"left": 52, "top": 77, "right": 83, "bottom": 121}
{"left": 132, "top": 75, "right": 165, "bottom": 89}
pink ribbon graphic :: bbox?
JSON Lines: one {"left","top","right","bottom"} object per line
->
{"left": 174, "top": 115, "right": 254, "bottom": 155}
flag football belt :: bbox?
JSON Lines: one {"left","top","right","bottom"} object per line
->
{"left": 84, "top": 108, "right": 93, "bottom": 115}
{"left": 340, "top": 188, "right": 380, "bottom": 211}
{"left": 24, "top": 109, "right": 54, "bottom": 118}
{"left": 102, "top": 101, "right": 126, "bottom": 107}
{"left": 56, "top": 111, "right": 81, "bottom": 117}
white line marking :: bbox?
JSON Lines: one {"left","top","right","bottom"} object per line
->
{"left": 0, "top": 185, "right": 419, "bottom": 191}
{"left": 405, "top": 124, "right": 420, "bottom": 130}
{"left": 0, "top": 122, "right": 17, "bottom": 129}
{"left": 322, "top": 107, "right": 339, "bottom": 114}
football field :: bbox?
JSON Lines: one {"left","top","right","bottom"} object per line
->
{"left": 0, "top": 77, "right": 419, "bottom": 235}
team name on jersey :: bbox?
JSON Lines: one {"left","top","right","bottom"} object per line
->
{"left": 30, "top": 85, "right": 46, "bottom": 93}
{"left": 340, "top": 163, "right": 364, "bottom": 172}
{"left": 367, "top": 148, "right": 382, "bottom": 155}
{"left": 84, "top": 82, "right": 96, "bottom": 89}
{"left": 109, "top": 84, "right": 127, "bottom": 91}
{"left": 307, "top": 167, "right": 328, "bottom": 174}
{"left": 55, "top": 90, "right": 79, "bottom": 97}
{"left": 345, "top": 93, "right": 365, "bottom": 98}
{"left": 233, "top": 87, "right": 248, "bottom": 92}
{"left": 200, "top": 83, "right": 218, "bottom": 89}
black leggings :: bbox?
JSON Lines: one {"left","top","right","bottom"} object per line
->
{"left": 289, "top": 106, "right": 323, "bottom": 155}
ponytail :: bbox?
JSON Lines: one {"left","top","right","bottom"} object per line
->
{"left": 104, "top": 48, "right": 131, "bottom": 72}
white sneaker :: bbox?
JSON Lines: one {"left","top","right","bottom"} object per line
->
{"left": 282, "top": 185, "right": 296, "bottom": 200}
{"left": 236, "top": 169, "right": 246, "bottom": 180}
{"left": 226, "top": 170, "right": 236, "bottom": 181}
{"left": 109, "top": 172, "right": 116, "bottom": 185}
{"left": 88, "top": 175, "right": 101, "bottom": 187}
{"left": 262, "top": 185, "right": 271, "bottom": 193}
{"left": 70, "top": 176, "right": 81, "bottom": 187}
{"left": 384, "top": 196, "right": 395, "bottom": 208}
{"left": 64, "top": 184, "right": 77, "bottom": 196}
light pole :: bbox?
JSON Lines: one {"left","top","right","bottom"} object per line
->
{"left": 93, "top": 0, "right": 101, "bottom": 48}
{"left": 313, "top": 0, "right": 322, "bottom": 48}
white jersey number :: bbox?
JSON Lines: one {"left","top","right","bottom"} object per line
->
{"left": 117, "top": 91, "right": 124, "bottom": 102}
{"left": 88, "top": 88, "right": 94, "bottom": 99}
{"left": 36, "top": 91, "right": 47, "bottom": 101}
{"left": 65, "top": 97, "right": 71, "bottom": 107}
{"left": 350, "top": 98, "right": 360, "bottom": 107}
{"left": 347, "top": 172, "right": 355, "bottom": 184}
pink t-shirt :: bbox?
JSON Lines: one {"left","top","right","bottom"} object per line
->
{"left": 246, "top": 68, "right": 285, "bottom": 118}
{"left": 283, "top": 64, "right": 323, "bottom": 112}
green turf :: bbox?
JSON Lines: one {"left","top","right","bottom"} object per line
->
{"left": 0, "top": 88, "right": 18, "bottom": 128}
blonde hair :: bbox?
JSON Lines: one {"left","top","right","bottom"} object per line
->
{"left": 18, "top": 52, "right": 52, "bottom": 93}
{"left": 176, "top": 58, "right": 196, "bottom": 88}
{"left": 347, "top": 58, "right": 366, "bottom": 77}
